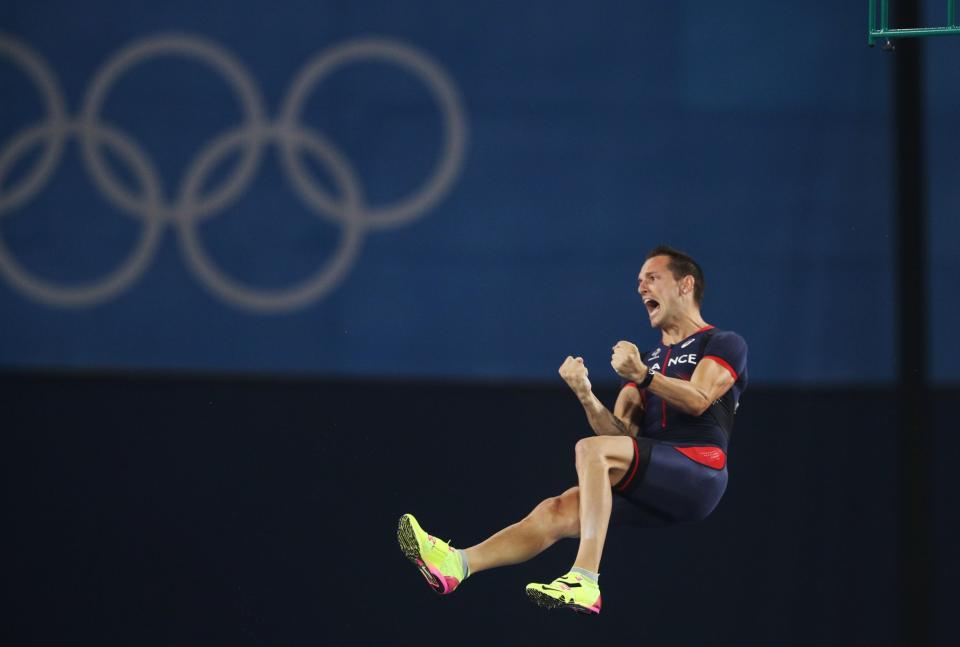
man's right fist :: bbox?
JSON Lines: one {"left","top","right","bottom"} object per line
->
{"left": 559, "top": 356, "right": 592, "bottom": 397}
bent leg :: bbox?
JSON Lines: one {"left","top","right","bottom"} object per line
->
{"left": 572, "top": 435, "right": 635, "bottom": 573}
{"left": 463, "top": 487, "right": 580, "bottom": 574}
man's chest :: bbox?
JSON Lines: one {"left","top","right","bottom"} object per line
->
{"left": 645, "top": 340, "right": 703, "bottom": 381}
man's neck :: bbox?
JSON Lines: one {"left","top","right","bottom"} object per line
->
{"left": 659, "top": 309, "right": 709, "bottom": 346}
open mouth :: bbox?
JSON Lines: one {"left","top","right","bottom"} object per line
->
{"left": 643, "top": 298, "right": 661, "bottom": 317}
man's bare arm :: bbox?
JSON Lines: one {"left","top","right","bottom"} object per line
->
{"left": 559, "top": 356, "right": 641, "bottom": 437}
{"left": 646, "top": 358, "right": 734, "bottom": 416}
{"left": 611, "top": 340, "right": 735, "bottom": 416}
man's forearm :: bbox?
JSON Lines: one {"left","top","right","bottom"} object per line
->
{"left": 647, "top": 372, "right": 710, "bottom": 416}
{"left": 577, "top": 390, "right": 633, "bottom": 436}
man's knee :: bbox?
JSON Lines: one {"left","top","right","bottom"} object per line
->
{"left": 575, "top": 436, "right": 610, "bottom": 469}
{"left": 530, "top": 489, "right": 580, "bottom": 538}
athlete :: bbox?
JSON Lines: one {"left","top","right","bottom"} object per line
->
{"left": 397, "top": 245, "right": 748, "bottom": 614}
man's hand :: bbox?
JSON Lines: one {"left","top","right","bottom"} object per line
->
{"left": 559, "top": 356, "right": 592, "bottom": 398}
{"left": 611, "top": 341, "right": 646, "bottom": 381}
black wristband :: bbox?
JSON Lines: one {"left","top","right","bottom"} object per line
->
{"left": 637, "top": 368, "right": 655, "bottom": 389}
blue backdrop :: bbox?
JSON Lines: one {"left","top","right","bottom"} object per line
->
{"left": 2, "top": 1, "right": 940, "bottom": 384}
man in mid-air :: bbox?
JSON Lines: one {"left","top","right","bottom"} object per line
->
{"left": 397, "top": 245, "right": 748, "bottom": 614}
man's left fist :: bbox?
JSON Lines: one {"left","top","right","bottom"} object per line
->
{"left": 611, "top": 340, "right": 646, "bottom": 380}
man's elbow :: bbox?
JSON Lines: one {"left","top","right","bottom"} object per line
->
{"left": 687, "top": 394, "right": 712, "bottom": 417}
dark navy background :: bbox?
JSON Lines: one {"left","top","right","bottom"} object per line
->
{"left": 0, "top": 0, "right": 929, "bottom": 384}
{"left": 1, "top": 376, "right": 907, "bottom": 647}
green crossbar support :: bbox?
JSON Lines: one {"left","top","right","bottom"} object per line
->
{"left": 869, "top": 0, "right": 960, "bottom": 46}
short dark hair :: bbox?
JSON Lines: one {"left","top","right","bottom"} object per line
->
{"left": 645, "top": 245, "right": 706, "bottom": 305}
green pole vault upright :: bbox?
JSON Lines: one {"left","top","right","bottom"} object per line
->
{"left": 869, "top": 0, "right": 960, "bottom": 45}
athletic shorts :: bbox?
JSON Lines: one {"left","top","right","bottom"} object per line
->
{"left": 610, "top": 436, "right": 728, "bottom": 528}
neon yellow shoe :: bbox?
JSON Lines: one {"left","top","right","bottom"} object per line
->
{"left": 397, "top": 514, "right": 466, "bottom": 594}
{"left": 525, "top": 571, "right": 602, "bottom": 614}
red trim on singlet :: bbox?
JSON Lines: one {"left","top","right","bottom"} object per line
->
{"left": 660, "top": 347, "right": 672, "bottom": 428}
{"left": 615, "top": 437, "right": 641, "bottom": 492}
{"left": 624, "top": 382, "right": 638, "bottom": 389}
{"left": 673, "top": 446, "right": 727, "bottom": 470}
{"left": 703, "top": 355, "right": 738, "bottom": 381}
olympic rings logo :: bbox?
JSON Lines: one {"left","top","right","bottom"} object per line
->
{"left": 0, "top": 33, "right": 467, "bottom": 312}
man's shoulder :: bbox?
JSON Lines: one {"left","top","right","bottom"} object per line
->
{"left": 704, "top": 328, "right": 748, "bottom": 351}
{"left": 705, "top": 326, "right": 744, "bottom": 339}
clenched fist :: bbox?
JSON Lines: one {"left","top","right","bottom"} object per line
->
{"left": 611, "top": 340, "right": 646, "bottom": 380}
{"left": 559, "top": 356, "right": 592, "bottom": 398}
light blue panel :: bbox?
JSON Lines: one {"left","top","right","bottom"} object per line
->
{"left": 0, "top": 1, "right": 895, "bottom": 383}
{"left": 923, "top": 27, "right": 960, "bottom": 385}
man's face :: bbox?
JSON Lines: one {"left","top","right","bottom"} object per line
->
{"left": 637, "top": 255, "right": 680, "bottom": 328}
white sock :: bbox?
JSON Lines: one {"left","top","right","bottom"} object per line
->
{"left": 457, "top": 549, "right": 471, "bottom": 579}
{"left": 570, "top": 566, "right": 599, "bottom": 583}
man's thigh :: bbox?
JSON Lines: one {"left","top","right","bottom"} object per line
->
{"left": 613, "top": 440, "right": 728, "bottom": 527}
